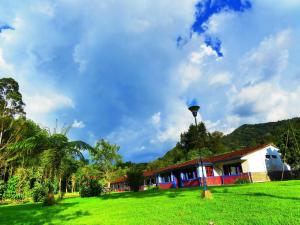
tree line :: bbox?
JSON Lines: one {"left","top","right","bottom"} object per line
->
{"left": 0, "top": 77, "right": 124, "bottom": 203}
{"left": 146, "top": 116, "right": 300, "bottom": 171}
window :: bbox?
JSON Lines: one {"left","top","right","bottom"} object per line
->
{"left": 272, "top": 155, "right": 277, "bottom": 159}
{"left": 223, "top": 163, "right": 243, "bottom": 175}
{"left": 265, "top": 155, "right": 271, "bottom": 159}
{"left": 187, "top": 171, "right": 194, "bottom": 179}
{"left": 205, "top": 166, "right": 214, "bottom": 177}
{"left": 161, "top": 173, "right": 171, "bottom": 183}
{"left": 181, "top": 168, "right": 197, "bottom": 180}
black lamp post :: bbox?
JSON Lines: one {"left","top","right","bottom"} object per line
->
{"left": 188, "top": 104, "right": 211, "bottom": 198}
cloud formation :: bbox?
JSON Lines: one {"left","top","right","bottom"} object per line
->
{"left": 1, "top": 0, "right": 300, "bottom": 162}
{"left": 72, "top": 120, "right": 85, "bottom": 128}
{"left": 178, "top": 0, "right": 252, "bottom": 57}
{"left": 0, "top": 24, "right": 14, "bottom": 33}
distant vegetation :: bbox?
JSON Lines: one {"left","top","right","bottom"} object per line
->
{"left": 222, "top": 118, "right": 300, "bottom": 150}
{"left": 0, "top": 77, "right": 123, "bottom": 204}
{"left": 146, "top": 118, "right": 300, "bottom": 170}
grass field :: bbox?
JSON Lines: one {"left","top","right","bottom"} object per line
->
{"left": 1, "top": 180, "right": 300, "bottom": 225}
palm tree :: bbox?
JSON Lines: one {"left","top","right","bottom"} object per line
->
{"left": 41, "top": 133, "right": 92, "bottom": 193}
{"left": 1, "top": 119, "right": 48, "bottom": 180}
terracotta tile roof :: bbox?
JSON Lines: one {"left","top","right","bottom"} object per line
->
{"left": 143, "top": 170, "right": 157, "bottom": 177}
{"left": 110, "top": 175, "right": 127, "bottom": 184}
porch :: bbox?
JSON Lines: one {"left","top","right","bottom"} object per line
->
{"left": 154, "top": 161, "right": 251, "bottom": 189}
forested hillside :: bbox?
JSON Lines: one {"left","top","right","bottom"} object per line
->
{"left": 222, "top": 118, "right": 300, "bottom": 150}
{"left": 147, "top": 118, "right": 300, "bottom": 170}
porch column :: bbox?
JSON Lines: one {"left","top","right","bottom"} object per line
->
{"left": 200, "top": 165, "right": 207, "bottom": 177}
{"left": 197, "top": 165, "right": 203, "bottom": 177}
{"left": 180, "top": 172, "right": 184, "bottom": 180}
{"left": 157, "top": 174, "right": 162, "bottom": 183}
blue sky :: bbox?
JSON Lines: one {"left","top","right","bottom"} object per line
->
{"left": 1, "top": 0, "right": 300, "bottom": 162}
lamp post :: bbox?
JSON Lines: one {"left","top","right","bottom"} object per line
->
{"left": 188, "top": 104, "right": 212, "bottom": 199}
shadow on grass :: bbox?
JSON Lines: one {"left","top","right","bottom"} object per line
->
{"left": 0, "top": 201, "right": 90, "bottom": 225}
{"left": 209, "top": 187, "right": 300, "bottom": 201}
{"left": 102, "top": 185, "right": 247, "bottom": 200}
{"left": 100, "top": 188, "right": 198, "bottom": 200}
{"left": 241, "top": 192, "right": 300, "bottom": 201}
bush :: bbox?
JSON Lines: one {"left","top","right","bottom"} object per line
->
{"left": 4, "top": 176, "right": 19, "bottom": 200}
{"left": 31, "top": 182, "right": 47, "bottom": 202}
{"left": 14, "top": 193, "right": 25, "bottom": 202}
{"left": 0, "top": 180, "right": 6, "bottom": 201}
{"left": 15, "top": 168, "right": 31, "bottom": 198}
{"left": 146, "top": 185, "right": 159, "bottom": 191}
{"left": 235, "top": 178, "right": 250, "bottom": 184}
{"left": 79, "top": 176, "right": 102, "bottom": 197}
{"left": 126, "top": 168, "right": 144, "bottom": 192}
{"left": 44, "top": 193, "right": 55, "bottom": 206}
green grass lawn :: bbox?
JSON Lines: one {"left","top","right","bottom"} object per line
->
{"left": 1, "top": 180, "right": 300, "bottom": 225}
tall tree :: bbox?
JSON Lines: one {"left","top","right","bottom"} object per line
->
{"left": 0, "top": 77, "right": 25, "bottom": 117}
{"left": 41, "top": 133, "right": 91, "bottom": 193}
{"left": 92, "top": 139, "right": 122, "bottom": 186}
{"left": 0, "top": 78, "right": 27, "bottom": 169}
{"left": 278, "top": 128, "right": 300, "bottom": 169}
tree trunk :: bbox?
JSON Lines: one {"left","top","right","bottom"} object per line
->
{"left": 59, "top": 176, "right": 62, "bottom": 194}
{"left": 65, "top": 177, "right": 68, "bottom": 193}
{"left": 71, "top": 175, "right": 76, "bottom": 193}
{"left": 9, "top": 165, "right": 13, "bottom": 178}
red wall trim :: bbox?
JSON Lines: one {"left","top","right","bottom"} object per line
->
{"left": 159, "top": 183, "right": 173, "bottom": 189}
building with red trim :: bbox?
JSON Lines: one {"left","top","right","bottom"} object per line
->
{"left": 110, "top": 143, "right": 291, "bottom": 191}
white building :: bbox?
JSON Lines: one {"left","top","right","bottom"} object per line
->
{"left": 111, "top": 143, "right": 291, "bottom": 191}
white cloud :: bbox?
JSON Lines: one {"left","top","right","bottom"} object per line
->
{"left": 72, "top": 120, "right": 85, "bottom": 128}
{"left": 209, "top": 71, "right": 231, "bottom": 86}
{"left": 206, "top": 11, "right": 235, "bottom": 34}
{"left": 2, "top": 0, "right": 300, "bottom": 163}
{"left": 154, "top": 100, "right": 199, "bottom": 143}
{"left": 204, "top": 119, "right": 221, "bottom": 131}
{"left": 0, "top": 48, "right": 14, "bottom": 73}
{"left": 151, "top": 112, "right": 161, "bottom": 127}
{"left": 73, "top": 45, "right": 88, "bottom": 73}
{"left": 30, "top": 2, "right": 55, "bottom": 17}
{"left": 175, "top": 63, "right": 202, "bottom": 91}
{"left": 24, "top": 93, "right": 74, "bottom": 120}
{"left": 231, "top": 81, "right": 300, "bottom": 121}
{"left": 239, "top": 30, "right": 290, "bottom": 83}
{"left": 127, "top": 19, "right": 152, "bottom": 33}
{"left": 189, "top": 44, "right": 217, "bottom": 64}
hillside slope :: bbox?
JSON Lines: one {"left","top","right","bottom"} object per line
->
{"left": 147, "top": 117, "right": 300, "bottom": 170}
{"left": 222, "top": 117, "right": 300, "bottom": 150}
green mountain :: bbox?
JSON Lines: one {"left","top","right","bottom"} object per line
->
{"left": 147, "top": 117, "right": 300, "bottom": 170}
{"left": 222, "top": 117, "right": 300, "bottom": 150}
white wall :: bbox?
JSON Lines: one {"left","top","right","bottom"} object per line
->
{"left": 197, "top": 165, "right": 207, "bottom": 177}
{"left": 241, "top": 145, "right": 290, "bottom": 173}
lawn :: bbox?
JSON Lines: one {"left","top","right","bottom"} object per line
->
{"left": 1, "top": 181, "right": 300, "bottom": 225}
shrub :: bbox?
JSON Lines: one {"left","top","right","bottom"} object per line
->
{"left": 14, "top": 193, "right": 25, "bottom": 202}
{"left": 31, "top": 182, "right": 47, "bottom": 202}
{"left": 4, "top": 176, "right": 19, "bottom": 200}
{"left": 52, "top": 178, "right": 59, "bottom": 194}
{"left": 0, "top": 180, "right": 6, "bottom": 201}
{"left": 15, "top": 168, "right": 31, "bottom": 198}
{"left": 79, "top": 176, "right": 102, "bottom": 197}
{"left": 126, "top": 168, "right": 144, "bottom": 192}
{"left": 44, "top": 193, "right": 55, "bottom": 206}
{"left": 235, "top": 178, "right": 250, "bottom": 184}
{"left": 146, "top": 185, "right": 159, "bottom": 191}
